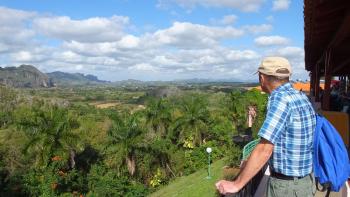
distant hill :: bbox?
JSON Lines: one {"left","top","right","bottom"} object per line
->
{"left": 111, "top": 79, "right": 144, "bottom": 86}
{"left": 47, "top": 71, "right": 109, "bottom": 86}
{"left": 0, "top": 65, "right": 109, "bottom": 88}
{"left": 0, "top": 65, "right": 54, "bottom": 88}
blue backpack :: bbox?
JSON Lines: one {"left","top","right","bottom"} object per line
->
{"left": 313, "top": 114, "right": 350, "bottom": 194}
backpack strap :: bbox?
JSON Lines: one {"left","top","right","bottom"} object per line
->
{"left": 325, "top": 188, "right": 331, "bottom": 197}
{"left": 315, "top": 179, "right": 328, "bottom": 192}
{"left": 315, "top": 177, "right": 332, "bottom": 197}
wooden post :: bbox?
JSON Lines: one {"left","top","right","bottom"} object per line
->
{"left": 310, "top": 71, "right": 315, "bottom": 96}
{"left": 315, "top": 63, "right": 321, "bottom": 102}
{"left": 322, "top": 51, "right": 332, "bottom": 110}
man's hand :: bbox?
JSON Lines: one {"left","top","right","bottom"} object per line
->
{"left": 215, "top": 180, "right": 242, "bottom": 195}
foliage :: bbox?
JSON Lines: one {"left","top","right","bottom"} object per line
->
{"left": 0, "top": 86, "right": 17, "bottom": 128}
{"left": 144, "top": 98, "right": 172, "bottom": 137}
{"left": 149, "top": 168, "right": 164, "bottom": 187}
{"left": 0, "top": 85, "right": 268, "bottom": 196}
{"left": 172, "top": 94, "right": 210, "bottom": 146}
{"left": 87, "top": 164, "right": 149, "bottom": 197}
{"left": 224, "top": 144, "right": 243, "bottom": 168}
{"left": 105, "top": 111, "right": 145, "bottom": 176}
{"left": 229, "top": 89, "right": 267, "bottom": 137}
{"left": 14, "top": 103, "right": 80, "bottom": 168}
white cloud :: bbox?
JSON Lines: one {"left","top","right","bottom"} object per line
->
{"left": 151, "top": 22, "right": 244, "bottom": 49}
{"left": 0, "top": 7, "right": 37, "bottom": 53}
{"left": 0, "top": 6, "right": 307, "bottom": 81}
{"left": 63, "top": 41, "right": 119, "bottom": 56}
{"left": 157, "top": 0, "right": 265, "bottom": 12}
{"left": 0, "top": 6, "right": 36, "bottom": 25}
{"left": 221, "top": 15, "right": 237, "bottom": 25}
{"left": 12, "top": 51, "right": 33, "bottom": 62}
{"left": 226, "top": 50, "right": 260, "bottom": 61}
{"left": 211, "top": 15, "right": 238, "bottom": 25}
{"left": 152, "top": 55, "right": 178, "bottom": 66}
{"left": 243, "top": 24, "right": 273, "bottom": 34}
{"left": 117, "top": 35, "right": 140, "bottom": 49}
{"left": 10, "top": 47, "right": 53, "bottom": 63}
{"left": 33, "top": 15, "right": 129, "bottom": 42}
{"left": 254, "top": 36, "right": 290, "bottom": 47}
{"left": 275, "top": 46, "right": 304, "bottom": 59}
{"left": 272, "top": 0, "right": 291, "bottom": 11}
{"left": 129, "top": 63, "right": 158, "bottom": 72}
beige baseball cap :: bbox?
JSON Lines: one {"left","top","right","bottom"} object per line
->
{"left": 257, "top": 56, "right": 292, "bottom": 77}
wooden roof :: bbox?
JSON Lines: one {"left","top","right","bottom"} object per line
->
{"left": 304, "top": 0, "right": 350, "bottom": 76}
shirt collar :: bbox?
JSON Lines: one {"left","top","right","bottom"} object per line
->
{"left": 270, "top": 82, "right": 292, "bottom": 95}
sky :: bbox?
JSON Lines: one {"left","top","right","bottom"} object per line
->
{"left": 0, "top": 0, "right": 308, "bottom": 82}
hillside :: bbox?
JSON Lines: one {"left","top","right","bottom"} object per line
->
{"left": 149, "top": 159, "right": 227, "bottom": 197}
{"left": 0, "top": 65, "right": 54, "bottom": 88}
{"left": 0, "top": 65, "right": 109, "bottom": 88}
{"left": 47, "top": 71, "right": 109, "bottom": 86}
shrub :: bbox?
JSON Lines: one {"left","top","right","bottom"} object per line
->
{"left": 87, "top": 164, "right": 149, "bottom": 197}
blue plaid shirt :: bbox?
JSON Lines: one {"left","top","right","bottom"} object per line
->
{"left": 258, "top": 82, "right": 316, "bottom": 177}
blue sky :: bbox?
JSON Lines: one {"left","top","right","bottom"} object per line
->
{"left": 0, "top": 0, "right": 307, "bottom": 81}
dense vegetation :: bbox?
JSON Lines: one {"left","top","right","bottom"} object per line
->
{"left": 0, "top": 84, "right": 267, "bottom": 196}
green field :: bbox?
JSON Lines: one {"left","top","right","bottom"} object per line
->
{"left": 149, "top": 159, "right": 227, "bottom": 197}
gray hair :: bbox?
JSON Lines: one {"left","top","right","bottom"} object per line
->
{"left": 263, "top": 74, "right": 289, "bottom": 83}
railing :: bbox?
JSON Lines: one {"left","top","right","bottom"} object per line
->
{"left": 222, "top": 165, "right": 267, "bottom": 197}
{"left": 220, "top": 138, "right": 267, "bottom": 197}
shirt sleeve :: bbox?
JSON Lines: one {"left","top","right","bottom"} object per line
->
{"left": 258, "top": 93, "right": 290, "bottom": 144}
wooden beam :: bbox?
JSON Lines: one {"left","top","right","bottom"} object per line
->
{"left": 328, "top": 7, "right": 350, "bottom": 48}
{"left": 332, "top": 57, "right": 350, "bottom": 74}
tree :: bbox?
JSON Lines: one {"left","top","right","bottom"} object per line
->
{"left": 146, "top": 138, "right": 176, "bottom": 178}
{"left": 229, "top": 89, "right": 267, "bottom": 136}
{"left": 144, "top": 98, "right": 172, "bottom": 137}
{"left": 105, "top": 111, "right": 145, "bottom": 176}
{"left": 15, "top": 103, "right": 80, "bottom": 168}
{"left": 172, "top": 94, "right": 210, "bottom": 147}
{"left": 229, "top": 90, "right": 246, "bottom": 134}
{"left": 0, "top": 86, "right": 17, "bottom": 128}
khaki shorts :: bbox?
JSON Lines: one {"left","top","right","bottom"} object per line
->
{"left": 267, "top": 174, "right": 316, "bottom": 197}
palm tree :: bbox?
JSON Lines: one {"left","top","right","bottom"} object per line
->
{"left": 144, "top": 98, "right": 172, "bottom": 137}
{"left": 106, "top": 111, "right": 145, "bottom": 176}
{"left": 0, "top": 86, "right": 17, "bottom": 128}
{"left": 16, "top": 104, "right": 80, "bottom": 168}
{"left": 229, "top": 91, "right": 247, "bottom": 134}
{"left": 172, "top": 95, "right": 210, "bottom": 146}
{"left": 147, "top": 138, "right": 176, "bottom": 177}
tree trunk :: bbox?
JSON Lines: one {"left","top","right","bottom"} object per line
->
{"left": 69, "top": 149, "right": 76, "bottom": 169}
{"left": 166, "top": 163, "right": 176, "bottom": 178}
{"left": 126, "top": 155, "right": 136, "bottom": 176}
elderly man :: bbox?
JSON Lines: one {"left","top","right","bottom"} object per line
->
{"left": 216, "top": 57, "right": 316, "bottom": 197}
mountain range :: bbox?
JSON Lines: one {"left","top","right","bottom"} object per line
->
{"left": 0, "top": 65, "right": 108, "bottom": 88}
{"left": 0, "top": 65, "right": 254, "bottom": 88}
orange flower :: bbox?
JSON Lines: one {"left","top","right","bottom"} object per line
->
{"left": 51, "top": 156, "right": 61, "bottom": 161}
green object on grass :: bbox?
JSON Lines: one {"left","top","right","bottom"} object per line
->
{"left": 242, "top": 138, "right": 260, "bottom": 160}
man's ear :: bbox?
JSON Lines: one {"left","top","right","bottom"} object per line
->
{"left": 260, "top": 74, "right": 265, "bottom": 83}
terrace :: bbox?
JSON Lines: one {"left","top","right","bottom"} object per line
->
{"left": 232, "top": 1, "right": 350, "bottom": 196}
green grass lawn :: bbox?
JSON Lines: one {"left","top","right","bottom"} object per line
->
{"left": 149, "top": 159, "right": 228, "bottom": 197}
